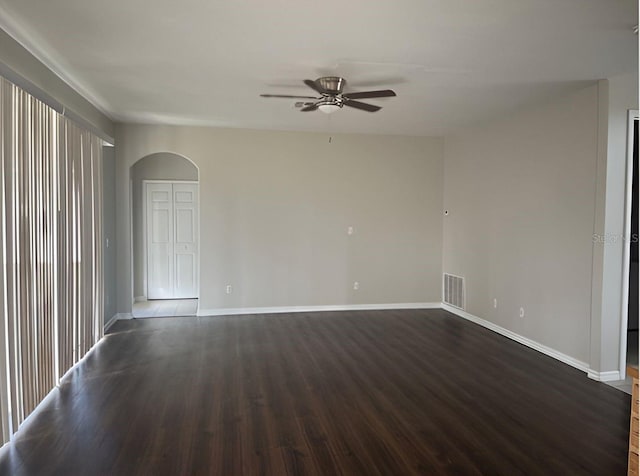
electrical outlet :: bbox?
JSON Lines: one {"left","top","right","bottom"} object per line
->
{"left": 226, "top": 285, "right": 233, "bottom": 294}
{"left": 519, "top": 307, "right": 525, "bottom": 318}
{"left": 353, "top": 281, "right": 359, "bottom": 290}
{"left": 347, "top": 226, "right": 354, "bottom": 236}
{"left": 493, "top": 298, "right": 497, "bottom": 309}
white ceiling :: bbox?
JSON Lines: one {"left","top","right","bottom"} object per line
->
{"left": 0, "top": 0, "right": 636, "bottom": 136}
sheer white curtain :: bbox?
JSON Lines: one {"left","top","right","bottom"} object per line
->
{"left": 0, "top": 76, "right": 103, "bottom": 444}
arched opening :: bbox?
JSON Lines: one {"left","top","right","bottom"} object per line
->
{"left": 130, "top": 152, "right": 200, "bottom": 317}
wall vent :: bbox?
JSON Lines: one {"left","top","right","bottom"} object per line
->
{"left": 443, "top": 273, "right": 465, "bottom": 310}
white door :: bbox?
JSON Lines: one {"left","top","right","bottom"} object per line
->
{"left": 146, "top": 182, "right": 198, "bottom": 299}
{"left": 172, "top": 183, "right": 199, "bottom": 298}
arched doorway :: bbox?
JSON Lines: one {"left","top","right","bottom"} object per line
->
{"left": 130, "top": 152, "right": 199, "bottom": 317}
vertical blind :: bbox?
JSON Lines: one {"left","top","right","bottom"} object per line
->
{"left": 0, "top": 76, "right": 104, "bottom": 445}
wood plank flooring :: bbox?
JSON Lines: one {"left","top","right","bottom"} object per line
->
{"left": 0, "top": 309, "right": 631, "bottom": 475}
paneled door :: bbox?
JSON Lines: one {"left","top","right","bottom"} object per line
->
{"left": 146, "top": 182, "right": 199, "bottom": 299}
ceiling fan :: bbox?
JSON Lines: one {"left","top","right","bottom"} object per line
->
{"left": 260, "top": 76, "right": 396, "bottom": 114}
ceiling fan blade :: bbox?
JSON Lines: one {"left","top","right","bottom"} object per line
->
{"left": 304, "top": 79, "right": 325, "bottom": 94}
{"left": 300, "top": 104, "right": 318, "bottom": 112}
{"left": 342, "top": 89, "right": 396, "bottom": 100}
{"left": 344, "top": 100, "right": 381, "bottom": 112}
{"left": 260, "top": 94, "right": 319, "bottom": 99}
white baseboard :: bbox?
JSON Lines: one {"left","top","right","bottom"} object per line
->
{"left": 441, "top": 304, "right": 591, "bottom": 374}
{"left": 197, "top": 302, "right": 441, "bottom": 317}
{"left": 134, "top": 296, "right": 147, "bottom": 303}
{"left": 103, "top": 314, "right": 119, "bottom": 331}
{"left": 115, "top": 312, "right": 133, "bottom": 320}
{"left": 587, "top": 370, "right": 622, "bottom": 382}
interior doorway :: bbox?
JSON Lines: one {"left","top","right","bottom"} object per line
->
{"left": 130, "top": 153, "right": 199, "bottom": 318}
{"left": 625, "top": 111, "right": 639, "bottom": 368}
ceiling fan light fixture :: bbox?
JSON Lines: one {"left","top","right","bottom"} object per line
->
{"left": 318, "top": 103, "right": 341, "bottom": 114}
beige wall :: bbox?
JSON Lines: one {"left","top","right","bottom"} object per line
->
{"left": 116, "top": 126, "right": 443, "bottom": 313}
{"left": 131, "top": 153, "right": 199, "bottom": 298}
{"left": 442, "top": 84, "right": 600, "bottom": 365}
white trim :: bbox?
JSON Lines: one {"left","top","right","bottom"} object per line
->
{"left": 620, "top": 109, "right": 638, "bottom": 381}
{"left": 197, "top": 302, "right": 441, "bottom": 317}
{"left": 134, "top": 296, "right": 147, "bottom": 303}
{"left": 141, "top": 181, "right": 147, "bottom": 303}
{"left": 441, "top": 304, "right": 590, "bottom": 373}
{"left": 587, "top": 369, "right": 622, "bottom": 382}
{"left": 103, "top": 314, "right": 119, "bottom": 332}
{"left": 115, "top": 313, "right": 133, "bottom": 320}
{"left": 0, "top": 5, "right": 113, "bottom": 119}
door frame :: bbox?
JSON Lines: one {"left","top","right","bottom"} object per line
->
{"left": 142, "top": 179, "right": 199, "bottom": 301}
{"left": 619, "top": 109, "right": 638, "bottom": 380}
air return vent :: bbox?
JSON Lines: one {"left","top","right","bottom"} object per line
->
{"left": 443, "top": 273, "right": 465, "bottom": 310}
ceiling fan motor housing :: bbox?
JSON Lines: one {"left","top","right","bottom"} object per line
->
{"left": 317, "top": 77, "right": 346, "bottom": 95}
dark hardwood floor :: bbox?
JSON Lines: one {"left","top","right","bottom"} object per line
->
{"left": 0, "top": 309, "right": 631, "bottom": 475}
